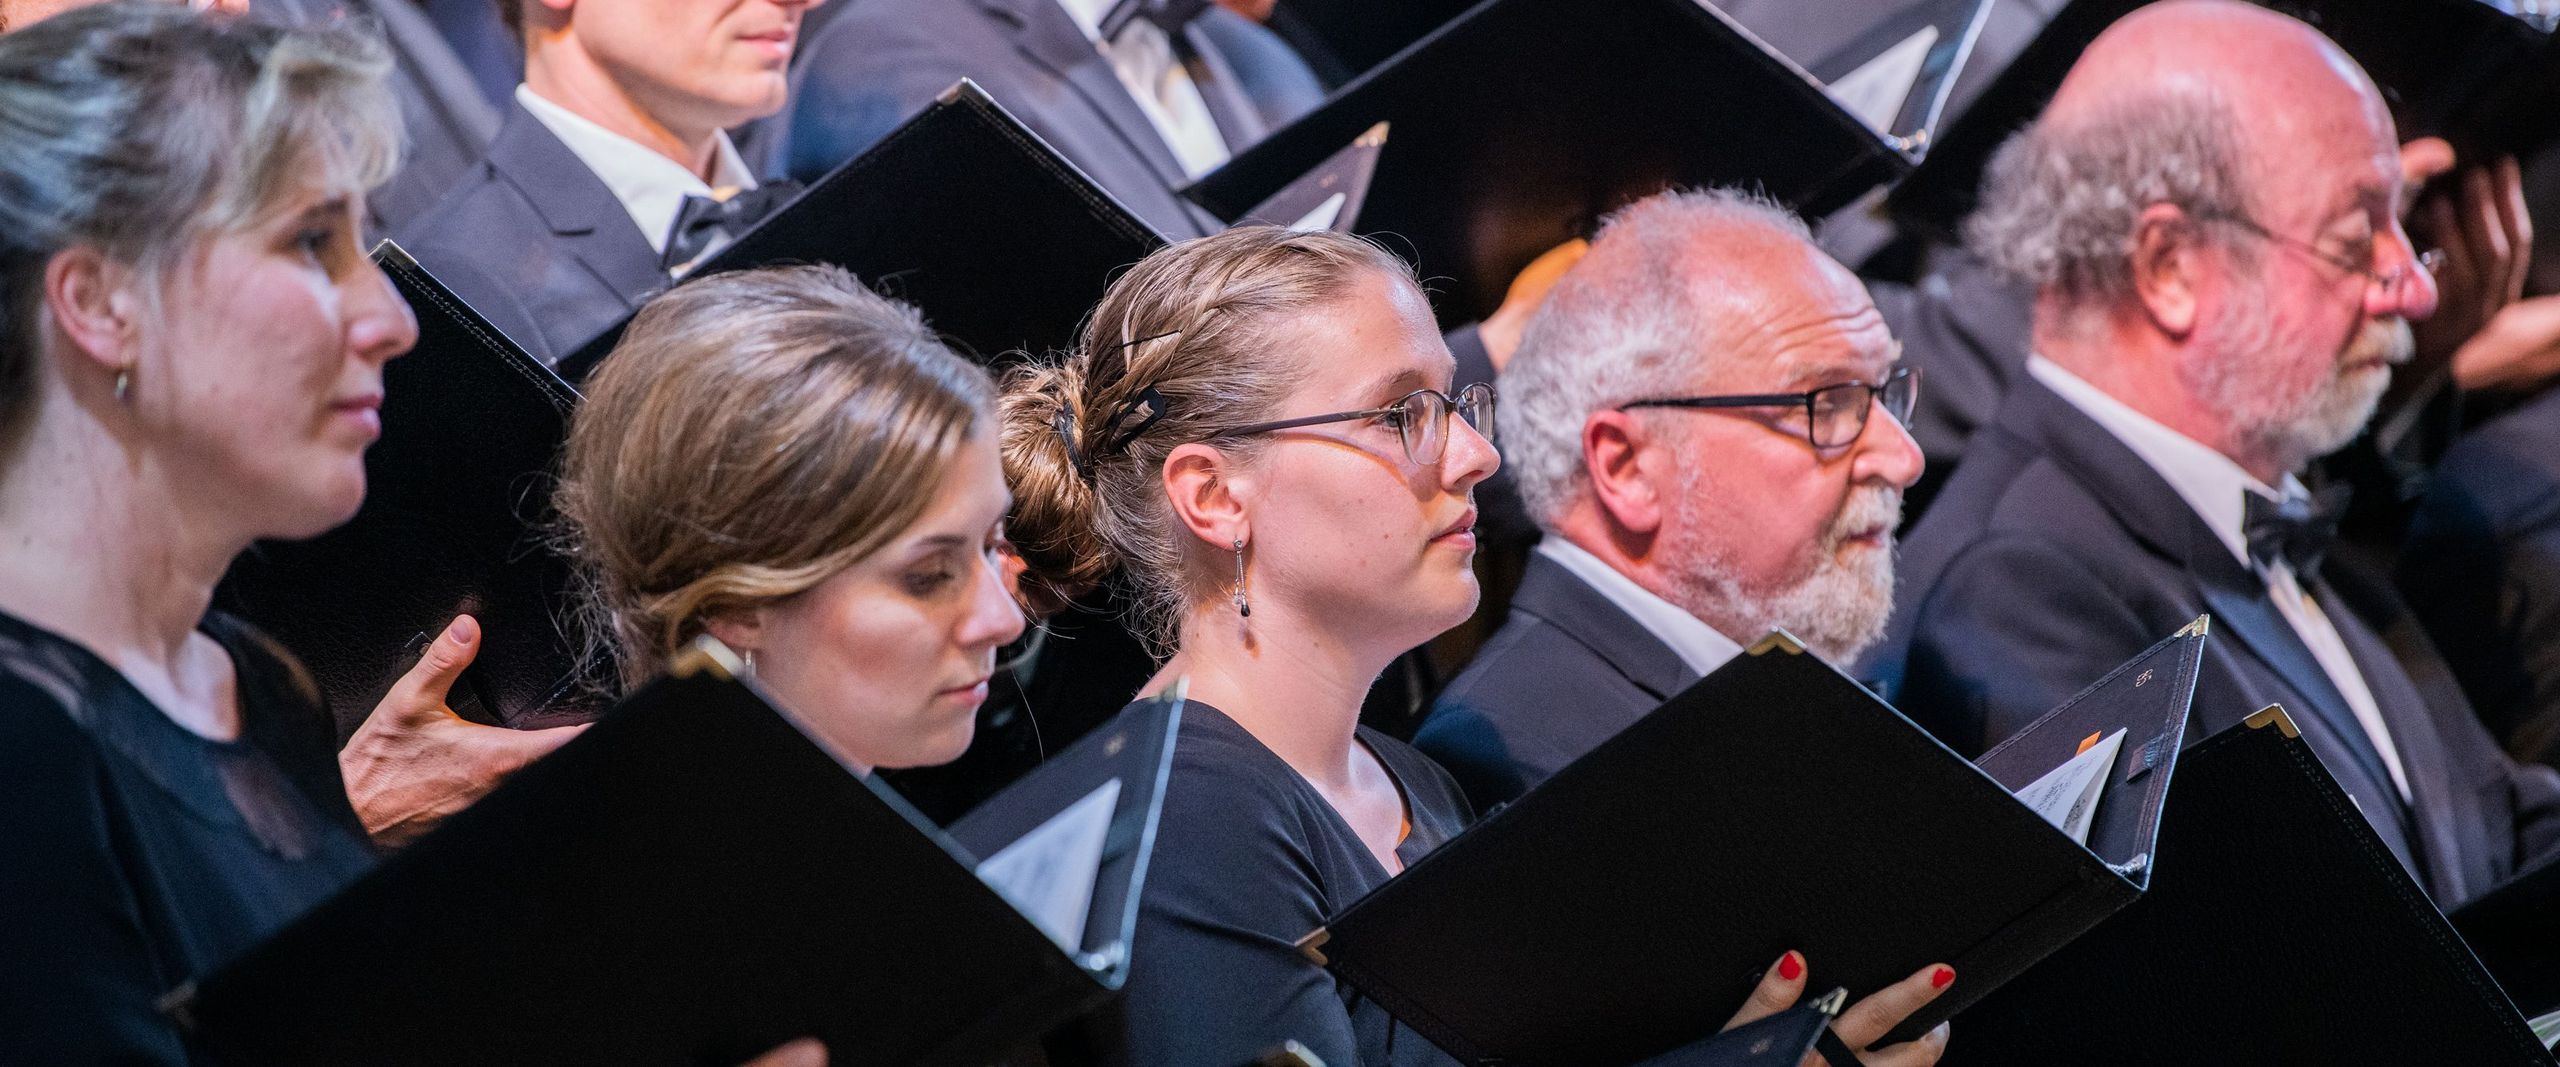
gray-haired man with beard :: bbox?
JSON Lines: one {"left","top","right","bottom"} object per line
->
{"left": 1865, "top": 0, "right": 2560, "bottom": 907}
{"left": 1415, "top": 188, "right": 1925, "bottom": 809}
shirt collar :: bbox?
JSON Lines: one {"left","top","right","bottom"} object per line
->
{"left": 1535, "top": 537, "right": 1744, "bottom": 681}
{"left": 515, "top": 84, "right": 757, "bottom": 256}
{"left": 1054, "top": 0, "right": 1113, "bottom": 41}
{"left": 2027, "top": 355, "right": 2304, "bottom": 569}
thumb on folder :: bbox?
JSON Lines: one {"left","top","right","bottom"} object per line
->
{"left": 740, "top": 1038, "right": 827, "bottom": 1067}
{"left": 338, "top": 614, "right": 591, "bottom": 848}
{"left": 1722, "top": 951, "right": 1954, "bottom": 1067}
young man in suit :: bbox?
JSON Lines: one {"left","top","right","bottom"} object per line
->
{"left": 398, "top": 0, "right": 813, "bottom": 364}
{"left": 1868, "top": 0, "right": 2560, "bottom": 908}
{"left": 782, "top": 0, "right": 1321, "bottom": 240}
{"left": 1414, "top": 188, "right": 1926, "bottom": 808}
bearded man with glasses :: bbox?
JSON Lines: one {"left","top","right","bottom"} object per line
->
{"left": 1865, "top": 0, "right": 2560, "bottom": 910}
{"left": 1414, "top": 187, "right": 1925, "bottom": 809}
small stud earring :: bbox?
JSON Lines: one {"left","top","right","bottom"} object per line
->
{"left": 1230, "top": 536, "right": 1250, "bottom": 618}
{"left": 113, "top": 366, "right": 132, "bottom": 405}
{"left": 741, "top": 649, "right": 759, "bottom": 676}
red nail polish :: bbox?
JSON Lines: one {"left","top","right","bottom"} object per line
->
{"left": 1778, "top": 951, "right": 1804, "bottom": 982}
{"left": 1931, "top": 967, "right": 1955, "bottom": 989}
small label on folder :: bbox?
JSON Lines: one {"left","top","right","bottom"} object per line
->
{"left": 976, "top": 778, "right": 1122, "bottom": 953}
{"left": 2014, "top": 729, "right": 2126, "bottom": 845}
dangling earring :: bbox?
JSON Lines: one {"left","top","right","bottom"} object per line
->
{"left": 1230, "top": 536, "right": 1250, "bottom": 618}
{"left": 741, "top": 649, "right": 759, "bottom": 676}
{"left": 112, "top": 365, "right": 132, "bottom": 405}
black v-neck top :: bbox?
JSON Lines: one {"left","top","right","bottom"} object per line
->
{"left": 0, "top": 608, "right": 375, "bottom": 1065}
{"left": 1108, "top": 700, "right": 1476, "bottom": 1066}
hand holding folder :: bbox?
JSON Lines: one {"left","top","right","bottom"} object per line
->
{"left": 1297, "top": 622, "right": 2211, "bottom": 1065}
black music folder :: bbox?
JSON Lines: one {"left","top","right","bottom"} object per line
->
{"left": 1297, "top": 621, "right": 2210, "bottom": 1065}
{"left": 2454, "top": 853, "right": 2560, "bottom": 1023}
{"left": 1179, "top": 0, "right": 1917, "bottom": 324}
{"left": 1226, "top": 121, "right": 1386, "bottom": 233}
{"left": 1945, "top": 708, "right": 2555, "bottom": 1065}
{"left": 1887, "top": 0, "right": 2549, "bottom": 240}
{"left": 168, "top": 643, "right": 1185, "bottom": 1066}
{"left": 1803, "top": 0, "right": 1995, "bottom": 152}
{"left": 218, "top": 242, "right": 591, "bottom": 735}
{"left": 556, "top": 79, "right": 1167, "bottom": 378}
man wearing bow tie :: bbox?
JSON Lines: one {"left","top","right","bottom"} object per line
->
{"left": 397, "top": 0, "right": 816, "bottom": 365}
{"left": 1864, "top": 0, "right": 2560, "bottom": 907}
{"left": 782, "top": 0, "right": 1324, "bottom": 239}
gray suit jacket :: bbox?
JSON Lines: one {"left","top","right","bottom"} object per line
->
{"left": 784, "top": 0, "right": 1318, "bottom": 239}
{"left": 394, "top": 105, "right": 669, "bottom": 366}
{"left": 261, "top": 0, "right": 501, "bottom": 235}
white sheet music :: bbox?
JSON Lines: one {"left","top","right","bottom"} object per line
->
{"left": 1825, "top": 26, "right": 1938, "bottom": 134}
{"left": 2013, "top": 729, "right": 2126, "bottom": 845}
{"left": 1288, "top": 192, "right": 1349, "bottom": 233}
{"left": 975, "top": 778, "right": 1121, "bottom": 953}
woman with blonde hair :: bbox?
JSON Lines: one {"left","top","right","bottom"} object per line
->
{"left": 1001, "top": 226, "right": 1956, "bottom": 1065}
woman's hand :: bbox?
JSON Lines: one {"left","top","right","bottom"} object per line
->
{"left": 338, "top": 614, "right": 588, "bottom": 847}
{"left": 739, "top": 1038, "right": 826, "bottom": 1066}
{"left": 1722, "top": 950, "right": 1953, "bottom": 1067}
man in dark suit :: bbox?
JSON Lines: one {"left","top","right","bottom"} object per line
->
{"left": 1415, "top": 188, "right": 1926, "bottom": 808}
{"left": 398, "top": 0, "right": 814, "bottom": 364}
{"left": 1867, "top": 0, "right": 2560, "bottom": 907}
{"left": 783, "top": 0, "right": 1321, "bottom": 239}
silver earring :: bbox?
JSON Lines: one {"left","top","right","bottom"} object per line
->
{"left": 112, "top": 366, "right": 132, "bottom": 405}
{"left": 741, "top": 649, "right": 759, "bottom": 676}
{"left": 1230, "top": 536, "right": 1250, "bottom": 618}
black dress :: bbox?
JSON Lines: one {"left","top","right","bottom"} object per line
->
{"left": 1108, "top": 700, "right": 1475, "bottom": 1067}
{"left": 0, "top": 608, "right": 375, "bottom": 1065}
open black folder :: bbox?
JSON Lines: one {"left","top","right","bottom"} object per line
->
{"left": 1179, "top": 0, "right": 1920, "bottom": 325}
{"left": 217, "top": 241, "right": 590, "bottom": 735}
{"left": 1944, "top": 708, "right": 2554, "bottom": 1065}
{"left": 555, "top": 78, "right": 1167, "bottom": 378}
{"left": 1298, "top": 621, "right": 2209, "bottom": 1065}
{"left": 1886, "top": 0, "right": 2549, "bottom": 241}
{"left": 167, "top": 641, "right": 1185, "bottom": 1066}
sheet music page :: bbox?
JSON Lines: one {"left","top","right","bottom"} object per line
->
{"left": 975, "top": 778, "right": 1122, "bottom": 952}
{"left": 1824, "top": 26, "right": 1938, "bottom": 134}
{"left": 2531, "top": 1007, "right": 2560, "bottom": 1049}
{"left": 2012, "top": 729, "right": 2126, "bottom": 845}
{"left": 1288, "top": 192, "right": 1348, "bottom": 232}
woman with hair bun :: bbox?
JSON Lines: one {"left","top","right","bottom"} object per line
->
{"left": 1001, "top": 226, "right": 1954, "bottom": 1066}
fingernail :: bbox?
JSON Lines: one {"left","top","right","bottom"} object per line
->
{"left": 445, "top": 616, "right": 474, "bottom": 644}
{"left": 1778, "top": 951, "right": 1804, "bottom": 982}
{"left": 1931, "top": 966, "right": 1955, "bottom": 989}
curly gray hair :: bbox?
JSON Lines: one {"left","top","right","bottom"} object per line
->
{"left": 1501, "top": 188, "right": 1812, "bottom": 531}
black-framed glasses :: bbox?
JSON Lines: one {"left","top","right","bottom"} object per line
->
{"left": 1618, "top": 365, "right": 1918, "bottom": 450}
{"left": 2196, "top": 210, "right": 2445, "bottom": 301}
{"left": 1212, "top": 381, "right": 1497, "bottom": 465}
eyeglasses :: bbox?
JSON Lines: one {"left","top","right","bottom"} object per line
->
{"left": 2196, "top": 211, "right": 2445, "bottom": 301}
{"left": 1618, "top": 365, "right": 1919, "bottom": 450}
{"left": 1213, "top": 382, "right": 1497, "bottom": 465}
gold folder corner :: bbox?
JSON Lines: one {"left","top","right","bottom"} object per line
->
{"left": 1746, "top": 630, "right": 1806, "bottom": 657}
{"left": 2242, "top": 704, "right": 2301, "bottom": 738}
{"left": 670, "top": 635, "right": 746, "bottom": 681}
{"left": 2176, "top": 614, "right": 2212, "bottom": 638}
{"left": 1295, "top": 928, "right": 1331, "bottom": 966}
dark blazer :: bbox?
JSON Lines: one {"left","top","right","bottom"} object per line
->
{"left": 1865, "top": 376, "right": 2560, "bottom": 906}
{"left": 257, "top": 0, "right": 501, "bottom": 236}
{"left": 1414, "top": 551, "right": 1699, "bottom": 810}
{"left": 2403, "top": 384, "right": 2560, "bottom": 769}
{"left": 395, "top": 105, "right": 670, "bottom": 366}
{"left": 784, "top": 0, "right": 1318, "bottom": 239}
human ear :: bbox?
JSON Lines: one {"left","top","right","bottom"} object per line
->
{"left": 1583, "top": 411, "right": 1666, "bottom": 536}
{"left": 2130, "top": 203, "right": 2204, "bottom": 337}
{"left": 1161, "top": 441, "right": 1252, "bottom": 550}
{"left": 43, "top": 246, "right": 142, "bottom": 379}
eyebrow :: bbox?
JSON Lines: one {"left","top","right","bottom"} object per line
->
{"left": 1362, "top": 365, "right": 1434, "bottom": 402}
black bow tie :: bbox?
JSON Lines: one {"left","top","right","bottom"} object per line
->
{"left": 2242, "top": 483, "right": 2350, "bottom": 575}
{"left": 1097, "top": 0, "right": 1210, "bottom": 40}
{"left": 660, "top": 179, "right": 803, "bottom": 271}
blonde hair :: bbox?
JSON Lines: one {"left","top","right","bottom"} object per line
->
{"left": 1000, "top": 225, "right": 1419, "bottom": 652}
{"left": 555, "top": 266, "right": 996, "bottom": 690}
{"left": 0, "top": 1, "right": 400, "bottom": 463}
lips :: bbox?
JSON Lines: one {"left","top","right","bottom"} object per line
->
{"left": 737, "top": 27, "right": 795, "bottom": 58}
{"left": 1434, "top": 508, "right": 1478, "bottom": 542}
{"left": 331, "top": 392, "right": 383, "bottom": 437}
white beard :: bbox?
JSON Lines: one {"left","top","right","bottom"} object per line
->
{"left": 1667, "top": 485, "right": 1903, "bottom": 665}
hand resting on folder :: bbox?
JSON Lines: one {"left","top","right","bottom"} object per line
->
{"left": 1723, "top": 952, "right": 1954, "bottom": 1067}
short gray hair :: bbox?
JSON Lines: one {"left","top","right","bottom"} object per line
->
{"left": 1965, "top": 86, "right": 2256, "bottom": 316}
{"left": 0, "top": 1, "right": 401, "bottom": 461}
{"left": 1502, "top": 188, "right": 1812, "bottom": 530}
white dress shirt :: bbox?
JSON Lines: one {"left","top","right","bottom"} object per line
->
{"left": 1537, "top": 537, "right": 1744, "bottom": 681}
{"left": 2028, "top": 356, "right": 2413, "bottom": 801}
{"left": 515, "top": 85, "right": 758, "bottom": 272}
{"left": 1054, "top": 0, "right": 1233, "bottom": 178}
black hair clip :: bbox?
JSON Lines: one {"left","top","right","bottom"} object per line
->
{"left": 1053, "top": 405, "right": 1092, "bottom": 480}
{"left": 1102, "top": 385, "right": 1171, "bottom": 457}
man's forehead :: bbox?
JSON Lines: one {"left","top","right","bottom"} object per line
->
{"left": 1698, "top": 260, "right": 1895, "bottom": 386}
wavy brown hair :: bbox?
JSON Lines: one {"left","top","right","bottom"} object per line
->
{"left": 999, "top": 225, "right": 1418, "bottom": 652}
{"left": 555, "top": 265, "right": 995, "bottom": 690}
